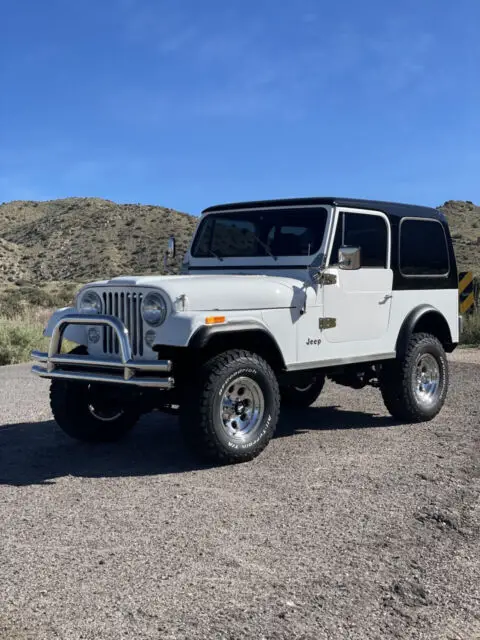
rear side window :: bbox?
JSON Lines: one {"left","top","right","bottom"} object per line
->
{"left": 400, "top": 219, "right": 449, "bottom": 276}
{"left": 330, "top": 211, "right": 389, "bottom": 268}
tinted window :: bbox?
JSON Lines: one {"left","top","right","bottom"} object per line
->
{"left": 329, "top": 212, "right": 388, "bottom": 268}
{"left": 212, "top": 219, "right": 256, "bottom": 256}
{"left": 330, "top": 214, "right": 344, "bottom": 264}
{"left": 192, "top": 208, "right": 328, "bottom": 258}
{"left": 400, "top": 219, "right": 449, "bottom": 276}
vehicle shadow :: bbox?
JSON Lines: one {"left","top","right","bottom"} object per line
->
{"left": 277, "top": 405, "right": 400, "bottom": 438}
{"left": 0, "top": 413, "right": 198, "bottom": 487}
{"left": 0, "top": 406, "right": 400, "bottom": 486}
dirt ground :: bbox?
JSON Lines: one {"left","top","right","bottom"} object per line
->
{"left": 0, "top": 355, "right": 479, "bottom": 640}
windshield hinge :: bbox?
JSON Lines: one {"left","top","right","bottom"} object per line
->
{"left": 319, "top": 317, "right": 337, "bottom": 330}
{"left": 317, "top": 272, "right": 337, "bottom": 285}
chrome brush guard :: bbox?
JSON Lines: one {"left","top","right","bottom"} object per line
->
{"left": 31, "top": 313, "right": 174, "bottom": 389}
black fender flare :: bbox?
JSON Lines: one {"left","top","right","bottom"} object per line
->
{"left": 395, "top": 305, "right": 454, "bottom": 357}
{"left": 188, "top": 320, "right": 286, "bottom": 368}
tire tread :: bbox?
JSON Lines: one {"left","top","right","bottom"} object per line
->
{"left": 180, "top": 349, "right": 280, "bottom": 464}
{"left": 49, "top": 348, "right": 140, "bottom": 443}
{"left": 380, "top": 332, "right": 448, "bottom": 422}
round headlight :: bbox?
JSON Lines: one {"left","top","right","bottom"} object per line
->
{"left": 142, "top": 292, "right": 167, "bottom": 327}
{"left": 79, "top": 290, "right": 102, "bottom": 314}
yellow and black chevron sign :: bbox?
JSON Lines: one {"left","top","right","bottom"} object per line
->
{"left": 459, "top": 271, "right": 475, "bottom": 314}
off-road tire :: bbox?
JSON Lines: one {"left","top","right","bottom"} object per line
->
{"left": 380, "top": 333, "right": 449, "bottom": 422}
{"left": 50, "top": 347, "right": 140, "bottom": 443}
{"left": 180, "top": 350, "right": 280, "bottom": 464}
{"left": 281, "top": 375, "right": 325, "bottom": 408}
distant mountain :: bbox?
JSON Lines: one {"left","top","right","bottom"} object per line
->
{"left": 0, "top": 197, "right": 197, "bottom": 284}
{"left": 439, "top": 200, "right": 480, "bottom": 276}
{"left": 0, "top": 197, "right": 478, "bottom": 285}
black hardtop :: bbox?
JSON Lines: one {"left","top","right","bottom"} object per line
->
{"left": 203, "top": 197, "right": 443, "bottom": 221}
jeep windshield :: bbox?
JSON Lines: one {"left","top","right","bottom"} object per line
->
{"left": 191, "top": 208, "right": 328, "bottom": 258}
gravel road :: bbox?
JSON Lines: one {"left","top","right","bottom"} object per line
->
{"left": 0, "top": 353, "right": 479, "bottom": 640}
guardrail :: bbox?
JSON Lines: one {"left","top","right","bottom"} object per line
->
{"left": 459, "top": 271, "right": 476, "bottom": 315}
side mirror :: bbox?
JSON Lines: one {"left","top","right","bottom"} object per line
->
{"left": 338, "top": 246, "right": 361, "bottom": 270}
{"left": 166, "top": 236, "right": 176, "bottom": 260}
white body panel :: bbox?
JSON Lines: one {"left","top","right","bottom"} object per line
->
{"left": 390, "top": 289, "right": 459, "bottom": 345}
{"left": 322, "top": 267, "right": 393, "bottom": 343}
{"left": 103, "top": 274, "right": 303, "bottom": 312}
{"left": 44, "top": 308, "right": 87, "bottom": 345}
{"left": 294, "top": 287, "right": 458, "bottom": 369}
{"left": 43, "top": 204, "right": 459, "bottom": 371}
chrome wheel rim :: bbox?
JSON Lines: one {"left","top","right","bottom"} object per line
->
{"left": 293, "top": 382, "right": 314, "bottom": 392}
{"left": 88, "top": 404, "right": 124, "bottom": 422}
{"left": 220, "top": 376, "right": 265, "bottom": 441}
{"left": 413, "top": 353, "right": 441, "bottom": 406}
{"left": 87, "top": 385, "right": 124, "bottom": 422}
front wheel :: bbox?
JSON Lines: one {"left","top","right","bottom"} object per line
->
{"left": 50, "top": 379, "right": 141, "bottom": 443}
{"left": 380, "top": 332, "right": 449, "bottom": 422}
{"left": 180, "top": 350, "right": 280, "bottom": 464}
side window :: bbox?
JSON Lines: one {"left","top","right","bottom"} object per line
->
{"left": 400, "top": 219, "right": 449, "bottom": 276}
{"left": 329, "top": 212, "right": 388, "bottom": 268}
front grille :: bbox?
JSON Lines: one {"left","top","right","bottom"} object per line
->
{"left": 101, "top": 290, "right": 144, "bottom": 357}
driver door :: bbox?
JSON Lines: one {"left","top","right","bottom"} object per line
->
{"left": 320, "top": 208, "right": 393, "bottom": 358}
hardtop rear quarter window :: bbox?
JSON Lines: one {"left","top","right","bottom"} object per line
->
{"left": 399, "top": 218, "right": 450, "bottom": 277}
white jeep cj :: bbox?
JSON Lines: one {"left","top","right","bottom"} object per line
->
{"left": 32, "top": 197, "right": 461, "bottom": 463}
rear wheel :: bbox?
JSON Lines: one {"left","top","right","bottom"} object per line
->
{"left": 180, "top": 349, "right": 280, "bottom": 464}
{"left": 380, "top": 333, "right": 448, "bottom": 422}
{"left": 281, "top": 375, "right": 325, "bottom": 408}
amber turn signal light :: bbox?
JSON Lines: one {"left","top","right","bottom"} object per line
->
{"left": 205, "top": 316, "right": 226, "bottom": 325}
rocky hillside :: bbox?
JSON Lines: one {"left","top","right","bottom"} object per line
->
{"left": 0, "top": 198, "right": 197, "bottom": 284}
{"left": 439, "top": 200, "right": 480, "bottom": 276}
{"left": 0, "top": 197, "right": 478, "bottom": 286}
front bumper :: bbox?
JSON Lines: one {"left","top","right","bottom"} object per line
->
{"left": 31, "top": 313, "right": 174, "bottom": 389}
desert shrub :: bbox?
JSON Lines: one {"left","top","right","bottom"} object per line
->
{"left": 0, "top": 317, "right": 48, "bottom": 365}
{"left": 0, "top": 291, "right": 25, "bottom": 317}
{"left": 0, "top": 288, "right": 51, "bottom": 315}
{"left": 50, "top": 283, "right": 78, "bottom": 307}
{"left": 19, "top": 286, "right": 57, "bottom": 307}
{"left": 0, "top": 283, "right": 79, "bottom": 317}
{"left": 460, "top": 312, "right": 480, "bottom": 346}
{"left": 0, "top": 307, "right": 76, "bottom": 365}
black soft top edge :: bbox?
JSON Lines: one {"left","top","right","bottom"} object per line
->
{"left": 202, "top": 197, "right": 443, "bottom": 220}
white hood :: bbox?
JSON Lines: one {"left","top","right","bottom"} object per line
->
{"left": 95, "top": 274, "right": 307, "bottom": 311}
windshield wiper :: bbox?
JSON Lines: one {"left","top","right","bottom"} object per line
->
{"left": 252, "top": 234, "right": 277, "bottom": 261}
{"left": 209, "top": 248, "right": 224, "bottom": 261}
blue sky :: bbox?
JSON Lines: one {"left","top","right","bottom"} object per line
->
{"left": 1, "top": 0, "right": 479, "bottom": 213}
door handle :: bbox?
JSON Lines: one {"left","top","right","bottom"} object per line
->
{"left": 379, "top": 294, "right": 392, "bottom": 305}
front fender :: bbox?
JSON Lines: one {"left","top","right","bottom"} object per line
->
{"left": 150, "top": 311, "right": 272, "bottom": 348}
{"left": 187, "top": 317, "right": 287, "bottom": 370}
{"left": 189, "top": 318, "right": 278, "bottom": 350}
{"left": 43, "top": 307, "right": 87, "bottom": 345}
